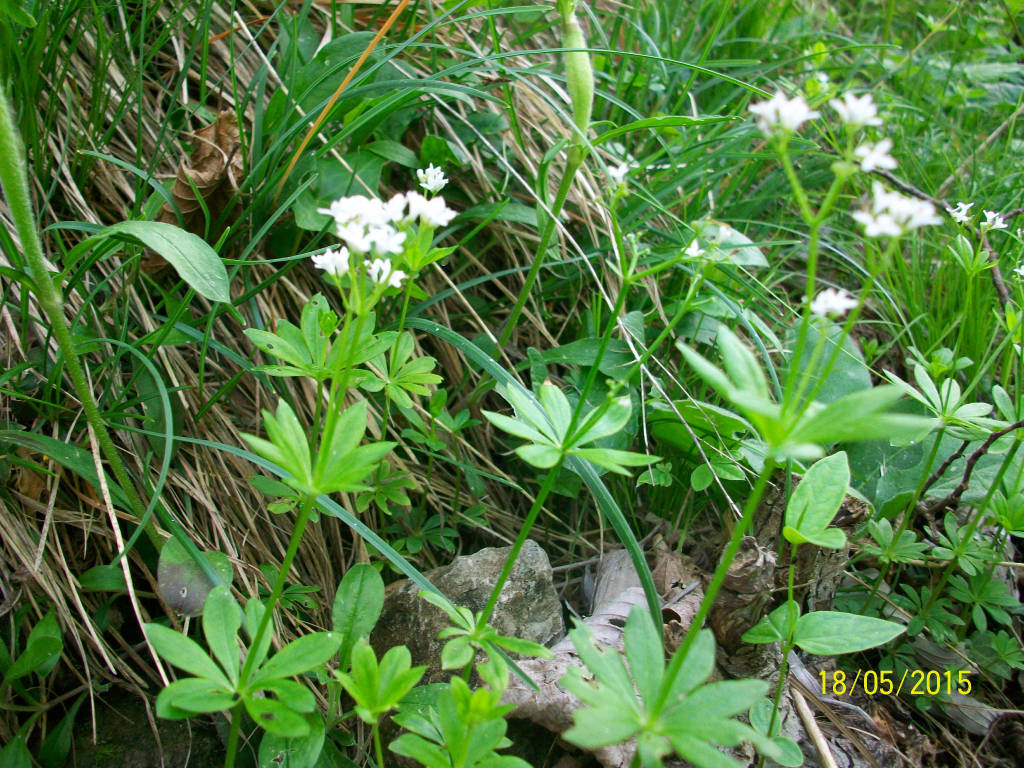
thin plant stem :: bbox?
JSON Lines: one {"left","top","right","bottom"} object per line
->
{"left": 224, "top": 707, "right": 243, "bottom": 768}
{"left": 497, "top": 152, "right": 585, "bottom": 350}
{"left": 479, "top": 461, "right": 564, "bottom": 626}
{"left": 652, "top": 458, "right": 777, "bottom": 716}
{"left": 0, "top": 86, "right": 163, "bottom": 548}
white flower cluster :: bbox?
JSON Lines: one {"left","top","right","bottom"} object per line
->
{"left": 945, "top": 201, "right": 1010, "bottom": 232}
{"left": 416, "top": 163, "right": 448, "bottom": 194}
{"left": 748, "top": 92, "right": 820, "bottom": 136}
{"left": 313, "top": 177, "right": 457, "bottom": 286}
{"left": 852, "top": 181, "right": 942, "bottom": 237}
{"left": 810, "top": 287, "right": 858, "bottom": 318}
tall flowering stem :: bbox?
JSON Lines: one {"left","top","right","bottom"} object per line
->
{"left": 0, "top": 86, "right": 164, "bottom": 550}
{"left": 498, "top": 0, "right": 592, "bottom": 350}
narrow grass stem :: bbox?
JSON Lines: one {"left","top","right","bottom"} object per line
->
{"left": 479, "top": 461, "right": 564, "bottom": 626}
{"left": 0, "top": 87, "right": 161, "bottom": 548}
{"left": 497, "top": 152, "right": 585, "bottom": 350}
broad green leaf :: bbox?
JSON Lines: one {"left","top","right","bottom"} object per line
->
{"left": 103, "top": 221, "right": 229, "bottom": 302}
{"left": 515, "top": 443, "right": 562, "bottom": 468}
{"left": 742, "top": 602, "right": 799, "bottom": 646}
{"left": 252, "top": 678, "right": 316, "bottom": 713}
{"left": 144, "top": 623, "right": 230, "bottom": 687}
{"left": 717, "top": 325, "right": 769, "bottom": 399}
{"left": 246, "top": 696, "right": 311, "bottom": 737}
{"left": 539, "top": 382, "right": 573, "bottom": 437}
{"left": 677, "top": 340, "right": 734, "bottom": 398}
{"left": 782, "top": 452, "right": 850, "bottom": 547}
{"left": 3, "top": 612, "right": 62, "bottom": 684}
{"left": 203, "top": 586, "right": 241, "bottom": 686}
{"left": 572, "top": 396, "right": 632, "bottom": 446}
{"left": 0, "top": 735, "right": 32, "bottom": 768}
{"left": 481, "top": 411, "right": 550, "bottom": 445}
{"left": 258, "top": 712, "right": 326, "bottom": 768}
{"left": 38, "top": 692, "right": 86, "bottom": 768}
{"left": 793, "top": 611, "right": 905, "bottom": 655}
{"left": 250, "top": 632, "right": 343, "bottom": 686}
{"left": 623, "top": 607, "right": 663, "bottom": 705}
{"left": 696, "top": 218, "right": 769, "bottom": 267}
{"left": 792, "top": 386, "right": 936, "bottom": 445}
{"left": 333, "top": 564, "right": 385, "bottom": 671}
{"left": 159, "top": 677, "right": 236, "bottom": 713}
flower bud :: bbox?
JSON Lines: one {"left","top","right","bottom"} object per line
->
{"left": 560, "top": 0, "right": 593, "bottom": 141}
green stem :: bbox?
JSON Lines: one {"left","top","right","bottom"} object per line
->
{"left": 224, "top": 705, "right": 243, "bottom": 768}
{"left": 0, "top": 87, "right": 162, "bottom": 548}
{"left": 497, "top": 152, "right": 585, "bottom": 350}
{"left": 239, "top": 492, "right": 318, "bottom": 685}
{"left": 479, "top": 461, "right": 564, "bottom": 626}
{"left": 373, "top": 721, "right": 385, "bottom": 768}
{"left": 652, "top": 458, "right": 777, "bottom": 716}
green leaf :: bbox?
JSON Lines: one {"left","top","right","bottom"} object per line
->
{"left": 0, "top": 735, "right": 32, "bottom": 768}
{"left": 258, "top": 712, "right": 326, "bottom": 768}
{"left": 792, "top": 386, "right": 937, "bottom": 445}
{"left": 144, "top": 623, "right": 231, "bottom": 687}
{"left": 741, "top": 602, "right": 798, "bottom": 646}
{"left": 623, "top": 607, "right": 664, "bottom": 705}
{"left": 245, "top": 695, "right": 312, "bottom": 737}
{"left": 782, "top": 452, "right": 850, "bottom": 549}
{"left": 203, "top": 586, "right": 241, "bottom": 686}
{"left": 0, "top": 0, "right": 35, "bottom": 27}
{"left": 333, "top": 564, "right": 385, "bottom": 671}
{"left": 717, "top": 325, "right": 769, "bottom": 399}
{"left": 158, "top": 677, "right": 237, "bottom": 713}
{"left": 3, "top": 612, "right": 62, "bottom": 684}
{"left": 793, "top": 611, "right": 905, "bottom": 655}
{"left": 539, "top": 382, "right": 573, "bottom": 437}
{"left": 250, "top": 632, "right": 343, "bottom": 686}
{"left": 103, "top": 221, "right": 229, "bottom": 302}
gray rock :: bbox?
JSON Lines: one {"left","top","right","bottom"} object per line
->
{"left": 372, "top": 540, "right": 563, "bottom": 680}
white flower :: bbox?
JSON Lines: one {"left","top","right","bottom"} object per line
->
{"left": 366, "top": 257, "right": 406, "bottom": 288}
{"left": 748, "top": 92, "right": 820, "bottom": 136}
{"left": 810, "top": 287, "right": 858, "bottom": 318}
{"left": 852, "top": 210, "right": 902, "bottom": 238}
{"left": 854, "top": 181, "right": 941, "bottom": 237}
{"left": 854, "top": 138, "right": 897, "bottom": 172}
{"left": 416, "top": 164, "right": 448, "bottom": 194}
{"left": 406, "top": 191, "right": 457, "bottom": 227}
{"left": 608, "top": 163, "right": 630, "bottom": 185}
{"left": 336, "top": 222, "right": 373, "bottom": 253}
{"left": 366, "top": 225, "right": 407, "bottom": 255}
{"left": 946, "top": 201, "right": 974, "bottom": 224}
{"left": 311, "top": 246, "right": 351, "bottom": 276}
{"left": 829, "top": 93, "right": 883, "bottom": 128}
{"left": 382, "top": 193, "right": 407, "bottom": 222}
{"left": 684, "top": 239, "right": 704, "bottom": 259}
{"left": 1013, "top": 265, "right": 1024, "bottom": 279}
{"left": 982, "top": 210, "right": 1008, "bottom": 232}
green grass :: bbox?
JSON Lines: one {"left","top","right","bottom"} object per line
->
{"left": 2, "top": 0, "right": 1024, "bottom": 765}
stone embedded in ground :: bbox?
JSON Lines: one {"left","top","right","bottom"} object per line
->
{"left": 372, "top": 539, "right": 563, "bottom": 681}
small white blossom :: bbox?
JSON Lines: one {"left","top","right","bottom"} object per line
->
{"left": 366, "top": 257, "right": 406, "bottom": 287}
{"left": 684, "top": 239, "right": 704, "bottom": 259}
{"left": 1013, "top": 265, "right": 1024, "bottom": 279}
{"left": 852, "top": 210, "right": 902, "bottom": 238}
{"left": 982, "top": 210, "right": 1008, "bottom": 232}
{"left": 748, "top": 92, "right": 820, "bottom": 136}
{"left": 382, "top": 193, "right": 407, "bottom": 222}
{"left": 810, "top": 287, "right": 858, "bottom": 318}
{"left": 853, "top": 181, "right": 941, "bottom": 237}
{"left": 311, "top": 246, "right": 351, "bottom": 276}
{"left": 336, "top": 222, "right": 374, "bottom": 254}
{"left": 406, "top": 191, "right": 457, "bottom": 227}
{"left": 946, "top": 201, "right": 974, "bottom": 224}
{"left": 416, "top": 164, "right": 448, "bottom": 194}
{"left": 829, "top": 93, "right": 883, "bottom": 128}
{"left": 608, "top": 163, "right": 630, "bottom": 186}
{"left": 366, "top": 225, "right": 407, "bottom": 255}
{"left": 854, "top": 138, "right": 897, "bottom": 172}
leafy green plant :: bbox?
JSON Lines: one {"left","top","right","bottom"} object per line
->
{"left": 562, "top": 606, "right": 798, "bottom": 768}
